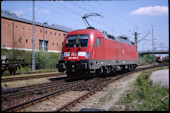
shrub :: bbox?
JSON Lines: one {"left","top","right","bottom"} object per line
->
{"left": 119, "top": 68, "right": 169, "bottom": 111}
{"left": 35, "top": 50, "right": 50, "bottom": 69}
{"left": 1, "top": 48, "right": 60, "bottom": 70}
{"left": 124, "top": 92, "right": 133, "bottom": 103}
{"left": 135, "top": 70, "right": 169, "bottom": 111}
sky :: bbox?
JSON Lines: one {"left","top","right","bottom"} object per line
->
{"left": 1, "top": 0, "right": 169, "bottom": 56}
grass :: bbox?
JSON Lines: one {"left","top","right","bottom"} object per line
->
{"left": 99, "top": 91, "right": 113, "bottom": 104}
{"left": 117, "top": 67, "right": 169, "bottom": 111}
{"left": 2, "top": 67, "right": 58, "bottom": 77}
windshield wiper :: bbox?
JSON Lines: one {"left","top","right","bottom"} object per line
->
{"left": 76, "top": 35, "right": 81, "bottom": 48}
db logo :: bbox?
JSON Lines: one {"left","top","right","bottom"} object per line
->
{"left": 71, "top": 52, "right": 77, "bottom": 56}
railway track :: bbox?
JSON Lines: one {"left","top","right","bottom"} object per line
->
{"left": 1, "top": 72, "right": 65, "bottom": 82}
{"left": 2, "top": 77, "right": 66, "bottom": 95}
{"left": 2, "top": 69, "right": 58, "bottom": 76}
{"left": 1, "top": 63, "right": 168, "bottom": 112}
{"left": 2, "top": 78, "right": 98, "bottom": 112}
{"left": 1, "top": 78, "right": 84, "bottom": 110}
{"left": 1, "top": 63, "right": 163, "bottom": 83}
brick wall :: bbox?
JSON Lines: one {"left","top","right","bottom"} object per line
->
{"left": 1, "top": 17, "right": 68, "bottom": 53}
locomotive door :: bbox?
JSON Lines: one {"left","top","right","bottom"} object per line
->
{"left": 115, "top": 42, "right": 119, "bottom": 62}
{"left": 92, "top": 37, "right": 103, "bottom": 60}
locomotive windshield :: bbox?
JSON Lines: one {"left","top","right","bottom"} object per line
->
{"left": 65, "top": 34, "right": 89, "bottom": 47}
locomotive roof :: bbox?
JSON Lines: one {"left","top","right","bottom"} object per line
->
{"left": 68, "top": 28, "right": 135, "bottom": 46}
{"left": 102, "top": 32, "right": 134, "bottom": 46}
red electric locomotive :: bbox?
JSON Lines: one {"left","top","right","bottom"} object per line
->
{"left": 156, "top": 56, "right": 163, "bottom": 63}
{"left": 57, "top": 28, "right": 138, "bottom": 78}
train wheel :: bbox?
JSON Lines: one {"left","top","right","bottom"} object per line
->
{"left": 128, "top": 65, "right": 134, "bottom": 71}
{"left": 96, "top": 67, "right": 104, "bottom": 77}
{"left": 66, "top": 69, "right": 76, "bottom": 81}
{"left": 121, "top": 65, "right": 126, "bottom": 72}
{"left": 130, "top": 64, "right": 136, "bottom": 71}
{"left": 107, "top": 66, "right": 113, "bottom": 76}
{"left": 95, "top": 69, "right": 101, "bottom": 77}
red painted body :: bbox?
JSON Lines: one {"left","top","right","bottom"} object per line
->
{"left": 61, "top": 29, "right": 138, "bottom": 61}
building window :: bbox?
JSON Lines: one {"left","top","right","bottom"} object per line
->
{"left": 39, "top": 39, "right": 48, "bottom": 51}
{"left": 19, "top": 37, "right": 22, "bottom": 42}
{"left": 59, "top": 33, "right": 60, "bottom": 36}
{"left": 63, "top": 33, "right": 67, "bottom": 37}
{"left": 45, "top": 31, "right": 47, "bottom": 34}
{"left": 55, "top": 33, "right": 56, "bottom": 35}
{"left": 16, "top": 26, "right": 17, "bottom": 28}
{"left": 44, "top": 41, "right": 48, "bottom": 51}
{"left": 8, "top": 24, "right": 10, "bottom": 26}
{"left": 26, "top": 39, "right": 28, "bottom": 43}
{"left": 50, "top": 32, "right": 52, "bottom": 35}
{"left": 57, "top": 43, "right": 58, "bottom": 46}
{"left": 52, "top": 42, "right": 54, "bottom": 46}
{"left": 40, "top": 29, "right": 42, "bottom": 33}
{"left": 23, "top": 27, "right": 24, "bottom": 29}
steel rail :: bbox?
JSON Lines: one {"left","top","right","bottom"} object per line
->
{"left": 1, "top": 79, "right": 96, "bottom": 112}
{"left": 2, "top": 80, "right": 81, "bottom": 100}
{"left": 1, "top": 72, "right": 65, "bottom": 82}
{"left": 2, "top": 69, "right": 59, "bottom": 76}
{"left": 2, "top": 78, "right": 66, "bottom": 95}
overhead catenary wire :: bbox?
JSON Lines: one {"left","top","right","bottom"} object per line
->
{"left": 47, "top": 1, "right": 116, "bottom": 33}
{"left": 44, "top": 1, "right": 132, "bottom": 36}
{"left": 2, "top": 1, "right": 134, "bottom": 36}
{"left": 93, "top": 2, "right": 133, "bottom": 30}
{"left": 70, "top": 1, "right": 133, "bottom": 36}
{"left": 36, "top": 2, "right": 84, "bottom": 29}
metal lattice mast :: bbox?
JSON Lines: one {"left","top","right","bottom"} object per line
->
{"left": 152, "top": 25, "right": 156, "bottom": 63}
{"left": 32, "top": 1, "right": 35, "bottom": 71}
{"left": 152, "top": 25, "right": 156, "bottom": 52}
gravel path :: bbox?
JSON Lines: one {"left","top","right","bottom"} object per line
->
{"left": 69, "top": 72, "right": 142, "bottom": 111}
{"left": 149, "top": 69, "right": 169, "bottom": 88}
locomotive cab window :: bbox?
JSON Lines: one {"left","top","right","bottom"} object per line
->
{"left": 65, "top": 34, "right": 89, "bottom": 47}
{"left": 94, "top": 38, "right": 100, "bottom": 46}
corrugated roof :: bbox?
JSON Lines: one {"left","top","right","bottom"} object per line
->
{"left": 1, "top": 10, "right": 72, "bottom": 32}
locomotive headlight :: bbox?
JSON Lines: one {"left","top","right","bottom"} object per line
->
{"left": 61, "top": 52, "right": 70, "bottom": 59}
{"left": 64, "top": 52, "right": 70, "bottom": 57}
{"left": 85, "top": 52, "right": 90, "bottom": 58}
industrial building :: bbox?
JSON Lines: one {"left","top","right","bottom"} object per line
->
{"left": 1, "top": 10, "right": 72, "bottom": 53}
